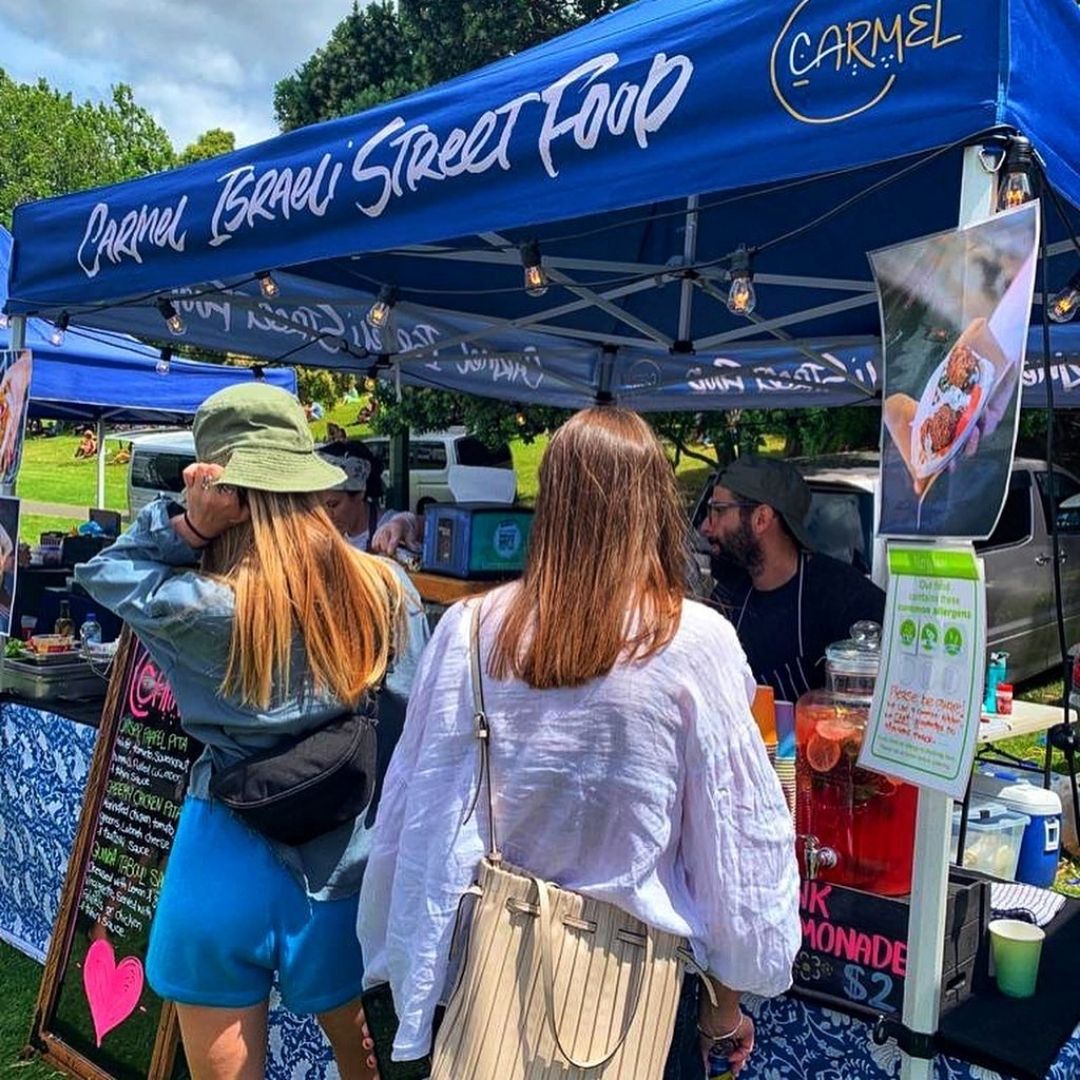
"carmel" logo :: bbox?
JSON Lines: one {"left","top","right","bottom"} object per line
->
{"left": 770, "top": 0, "right": 962, "bottom": 125}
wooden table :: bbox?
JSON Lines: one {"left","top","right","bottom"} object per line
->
{"left": 407, "top": 570, "right": 495, "bottom": 606}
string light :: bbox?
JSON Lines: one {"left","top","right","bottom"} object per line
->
{"left": 156, "top": 347, "right": 172, "bottom": 376}
{"left": 363, "top": 375, "right": 378, "bottom": 393}
{"left": 50, "top": 313, "right": 70, "bottom": 347}
{"left": 0, "top": 313, "right": 8, "bottom": 330}
{"left": 156, "top": 298, "right": 186, "bottom": 336}
{"left": 366, "top": 284, "right": 399, "bottom": 331}
{"left": 1049, "top": 270, "right": 1080, "bottom": 324}
{"left": 515, "top": 411, "right": 527, "bottom": 427}
{"left": 726, "top": 247, "right": 756, "bottom": 316}
{"left": 257, "top": 272, "right": 280, "bottom": 299}
{"left": 997, "top": 135, "right": 1035, "bottom": 211}
{"left": 520, "top": 240, "right": 549, "bottom": 297}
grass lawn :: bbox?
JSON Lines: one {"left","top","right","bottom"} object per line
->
{"left": 0, "top": 946, "right": 62, "bottom": 1079}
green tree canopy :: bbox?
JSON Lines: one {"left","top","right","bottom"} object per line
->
{"left": 178, "top": 127, "right": 237, "bottom": 167}
{"left": 0, "top": 71, "right": 175, "bottom": 228}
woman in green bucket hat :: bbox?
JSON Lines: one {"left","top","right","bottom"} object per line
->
{"left": 77, "top": 382, "right": 424, "bottom": 1080}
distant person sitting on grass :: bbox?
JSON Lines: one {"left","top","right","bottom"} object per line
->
{"left": 74, "top": 429, "right": 97, "bottom": 459}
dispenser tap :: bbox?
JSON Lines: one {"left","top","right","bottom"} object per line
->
{"left": 802, "top": 835, "right": 837, "bottom": 880}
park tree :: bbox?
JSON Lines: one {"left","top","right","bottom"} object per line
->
{"left": 178, "top": 127, "right": 237, "bottom": 166}
{"left": 0, "top": 71, "right": 175, "bottom": 228}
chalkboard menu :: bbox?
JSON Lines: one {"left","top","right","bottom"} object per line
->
{"left": 791, "top": 873, "right": 991, "bottom": 1019}
{"left": 30, "top": 632, "right": 200, "bottom": 1080}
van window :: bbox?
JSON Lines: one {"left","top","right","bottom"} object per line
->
{"left": 410, "top": 441, "right": 448, "bottom": 470}
{"left": 975, "top": 473, "right": 1032, "bottom": 550}
{"left": 130, "top": 450, "right": 192, "bottom": 494}
{"left": 455, "top": 437, "right": 513, "bottom": 469}
{"left": 1036, "top": 469, "right": 1080, "bottom": 535}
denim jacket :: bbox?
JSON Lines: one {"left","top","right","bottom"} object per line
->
{"left": 75, "top": 498, "right": 430, "bottom": 900}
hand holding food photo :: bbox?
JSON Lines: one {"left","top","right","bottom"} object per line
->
{"left": 0, "top": 351, "right": 32, "bottom": 484}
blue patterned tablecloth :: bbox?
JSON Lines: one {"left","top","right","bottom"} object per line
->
{"left": 0, "top": 701, "right": 336, "bottom": 1080}
{"left": 2, "top": 701, "right": 1078, "bottom": 1079}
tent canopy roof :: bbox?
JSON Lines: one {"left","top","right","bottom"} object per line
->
{"left": 5, "top": 0, "right": 1080, "bottom": 410}
{"left": 1, "top": 228, "right": 295, "bottom": 423}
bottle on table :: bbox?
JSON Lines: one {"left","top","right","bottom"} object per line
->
{"left": 53, "top": 600, "right": 74, "bottom": 638}
{"left": 79, "top": 612, "right": 102, "bottom": 651}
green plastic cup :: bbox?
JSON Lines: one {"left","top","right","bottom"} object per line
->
{"left": 988, "top": 918, "right": 1045, "bottom": 998}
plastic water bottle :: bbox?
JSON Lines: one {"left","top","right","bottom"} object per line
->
{"left": 79, "top": 612, "right": 102, "bottom": 651}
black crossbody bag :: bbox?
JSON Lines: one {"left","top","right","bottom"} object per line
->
{"left": 209, "top": 691, "right": 379, "bottom": 847}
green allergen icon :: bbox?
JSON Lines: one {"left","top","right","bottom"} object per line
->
{"left": 943, "top": 626, "right": 964, "bottom": 657}
{"left": 899, "top": 619, "right": 918, "bottom": 649}
{"left": 920, "top": 622, "right": 940, "bottom": 653}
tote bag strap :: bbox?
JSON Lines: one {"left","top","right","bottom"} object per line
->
{"left": 468, "top": 602, "right": 501, "bottom": 863}
{"left": 535, "top": 875, "right": 654, "bottom": 1070}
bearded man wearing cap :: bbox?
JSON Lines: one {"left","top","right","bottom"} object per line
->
{"left": 700, "top": 455, "right": 885, "bottom": 701}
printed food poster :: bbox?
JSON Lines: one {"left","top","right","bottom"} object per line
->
{"left": 870, "top": 203, "right": 1038, "bottom": 539}
{"left": 0, "top": 349, "right": 32, "bottom": 486}
{"left": 0, "top": 495, "right": 20, "bottom": 636}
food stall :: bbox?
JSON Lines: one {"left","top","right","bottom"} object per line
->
{"left": 4, "top": 0, "right": 1080, "bottom": 1077}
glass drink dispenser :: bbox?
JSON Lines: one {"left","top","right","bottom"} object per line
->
{"left": 795, "top": 622, "right": 918, "bottom": 896}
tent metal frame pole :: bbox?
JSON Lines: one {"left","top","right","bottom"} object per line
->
{"left": 898, "top": 142, "right": 997, "bottom": 1080}
{"left": 95, "top": 419, "right": 106, "bottom": 510}
{"left": 677, "top": 195, "right": 699, "bottom": 344}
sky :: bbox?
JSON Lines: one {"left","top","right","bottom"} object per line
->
{"left": 0, "top": 0, "right": 357, "bottom": 151}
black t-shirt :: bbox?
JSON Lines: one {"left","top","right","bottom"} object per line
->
{"left": 712, "top": 553, "right": 886, "bottom": 702}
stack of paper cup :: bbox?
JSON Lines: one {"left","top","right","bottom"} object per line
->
{"left": 774, "top": 749, "right": 797, "bottom": 818}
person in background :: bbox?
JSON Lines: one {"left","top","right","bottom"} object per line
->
{"left": 75, "top": 384, "right": 428, "bottom": 1080}
{"left": 359, "top": 407, "right": 800, "bottom": 1076}
{"left": 699, "top": 455, "right": 885, "bottom": 701}
{"left": 316, "top": 439, "right": 422, "bottom": 558}
{"left": 74, "top": 428, "right": 97, "bottom": 459}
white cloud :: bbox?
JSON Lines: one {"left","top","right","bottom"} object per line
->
{"left": 0, "top": 0, "right": 357, "bottom": 149}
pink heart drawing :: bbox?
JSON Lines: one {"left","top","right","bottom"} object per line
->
{"left": 82, "top": 939, "right": 144, "bottom": 1046}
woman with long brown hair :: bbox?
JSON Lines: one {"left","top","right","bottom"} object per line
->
{"left": 359, "top": 407, "right": 800, "bottom": 1077}
{"left": 77, "top": 383, "right": 424, "bottom": 1080}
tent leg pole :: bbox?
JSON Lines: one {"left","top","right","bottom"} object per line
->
{"left": 96, "top": 419, "right": 106, "bottom": 510}
{"left": 899, "top": 141, "right": 997, "bottom": 1080}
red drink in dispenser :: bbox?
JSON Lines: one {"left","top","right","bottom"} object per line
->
{"left": 795, "top": 622, "right": 917, "bottom": 896}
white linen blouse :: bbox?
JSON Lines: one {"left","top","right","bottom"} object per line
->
{"left": 358, "top": 589, "right": 801, "bottom": 1060}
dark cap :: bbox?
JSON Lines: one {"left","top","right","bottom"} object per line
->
{"left": 717, "top": 455, "right": 814, "bottom": 550}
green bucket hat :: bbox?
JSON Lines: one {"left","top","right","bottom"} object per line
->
{"left": 193, "top": 383, "right": 346, "bottom": 493}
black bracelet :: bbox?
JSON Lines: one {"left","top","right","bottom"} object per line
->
{"left": 183, "top": 511, "right": 213, "bottom": 545}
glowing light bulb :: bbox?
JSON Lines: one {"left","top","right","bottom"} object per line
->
{"left": 515, "top": 411, "right": 527, "bottom": 427}
{"left": 157, "top": 298, "right": 186, "bottom": 336}
{"left": 156, "top": 357, "right": 171, "bottom": 375}
{"left": 1049, "top": 271, "right": 1080, "bottom": 324}
{"left": 363, "top": 376, "right": 378, "bottom": 392}
{"left": 520, "top": 240, "right": 549, "bottom": 298}
{"left": 257, "top": 271, "right": 280, "bottom": 299}
{"left": 997, "top": 135, "right": 1036, "bottom": 211}
{"left": 726, "top": 247, "right": 756, "bottom": 316}
{"left": 50, "top": 313, "right": 70, "bottom": 346}
{"left": 0, "top": 313, "right": 8, "bottom": 330}
{"left": 366, "top": 284, "right": 399, "bottom": 331}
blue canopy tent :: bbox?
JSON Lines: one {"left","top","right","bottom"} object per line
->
{"left": 1, "top": 225, "right": 296, "bottom": 504}
{"left": 3, "top": 0, "right": 1080, "bottom": 412}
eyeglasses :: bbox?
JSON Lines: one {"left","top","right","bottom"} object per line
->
{"left": 706, "top": 499, "right": 757, "bottom": 518}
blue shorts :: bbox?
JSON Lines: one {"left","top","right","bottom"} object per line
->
{"left": 147, "top": 796, "right": 364, "bottom": 1015}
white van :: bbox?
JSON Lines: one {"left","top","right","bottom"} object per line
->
{"left": 126, "top": 428, "right": 517, "bottom": 516}
{"left": 127, "top": 431, "right": 196, "bottom": 516}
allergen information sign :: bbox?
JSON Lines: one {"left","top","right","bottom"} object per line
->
{"left": 860, "top": 545, "right": 985, "bottom": 800}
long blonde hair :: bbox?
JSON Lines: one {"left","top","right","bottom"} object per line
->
{"left": 489, "top": 407, "right": 688, "bottom": 689}
{"left": 202, "top": 490, "right": 405, "bottom": 709}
